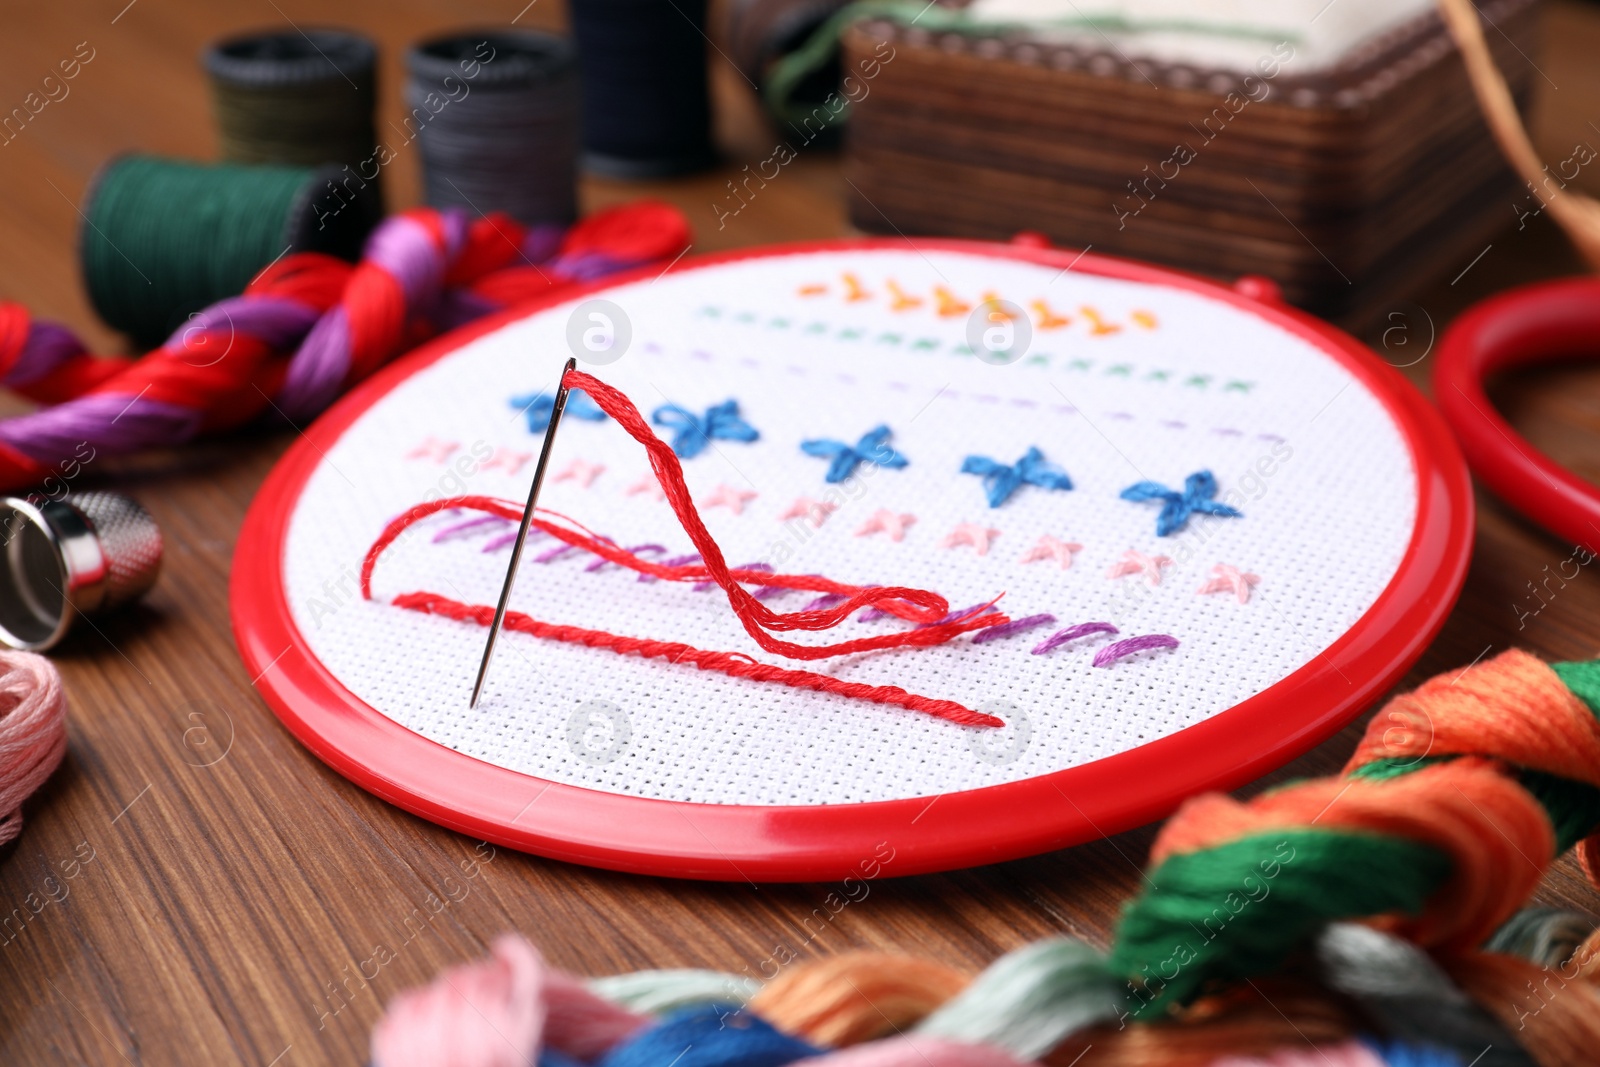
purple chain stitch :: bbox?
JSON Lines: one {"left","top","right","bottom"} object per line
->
{"left": 970, "top": 613, "right": 1057, "bottom": 645}
{"left": 1032, "top": 622, "right": 1119, "bottom": 656}
{"left": 1092, "top": 634, "right": 1179, "bottom": 667}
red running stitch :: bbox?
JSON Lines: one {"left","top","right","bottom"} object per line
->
{"left": 359, "top": 367, "right": 1010, "bottom": 726}
{"left": 387, "top": 593, "right": 1001, "bottom": 727}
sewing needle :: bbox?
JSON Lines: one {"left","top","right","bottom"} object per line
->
{"left": 470, "top": 356, "right": 577, "bottom": 708}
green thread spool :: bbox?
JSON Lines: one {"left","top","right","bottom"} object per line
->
{"left": 79, "top": 154, "right": 370, "bottom": 348}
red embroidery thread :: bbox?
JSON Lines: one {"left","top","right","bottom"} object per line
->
{"left": 359, "top": 368, "right": 1010, "bottom": 727}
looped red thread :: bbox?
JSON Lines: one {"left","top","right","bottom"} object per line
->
{"left": 363, "top": 495, "right": 1006, "bottom": 660}
{"left": 357, "top": 367, "right": 1013, "bottom": 725}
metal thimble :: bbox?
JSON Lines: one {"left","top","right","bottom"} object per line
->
{"left": 0, "top": 491, "right": 163, "bottom": 651}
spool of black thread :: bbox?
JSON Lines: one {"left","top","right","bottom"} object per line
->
{"left": 203, "top": 28, "right": 383, "bottom": 226}
{"left": 568, "top": 0, "right": 717, "bottom": 178}
{"left": 406, "top": 31, "right": 579, "bottom": 227}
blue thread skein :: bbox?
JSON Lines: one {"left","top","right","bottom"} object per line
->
{"left": 595, "top": 1003, "right": 822, "bottom": 1067}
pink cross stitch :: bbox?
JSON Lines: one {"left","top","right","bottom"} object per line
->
{"left": 702, "top": 484, "right": 757, "bottom": 515}
{"left": 1107, "top": 549, "right": 1173, "bottom": 585}
{"left": 1197, "top": 563, "right": 1260, "bottom": 604}
{"left": 942, "top": 523, "right": 1000, "bottom": 556}
{"left": 779, "top": 497, "right": 838, "bottom": 527}
{"left": 1019, "top": 535, "right": 1082, "bottom": 569}
{"left": 855, "top": 509, "right": 917, "bottom": 542}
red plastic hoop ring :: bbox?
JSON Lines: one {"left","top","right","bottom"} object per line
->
{"left": 232, "top": 238, "right": 1474, "bottom": 882}
{"left": 1433, "top": 277, "right": 1600, "bottom": 554}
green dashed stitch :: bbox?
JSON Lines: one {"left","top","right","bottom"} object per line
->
{"left": 699, "top": 308, "right": 1257, "bottom": 398}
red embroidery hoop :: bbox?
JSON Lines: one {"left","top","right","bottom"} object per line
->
{"left": 231, "top": 238, "right": 1473, "bottom": 881}
{"left": 1433, "top": 276, "right": 1600, "bottom": 555}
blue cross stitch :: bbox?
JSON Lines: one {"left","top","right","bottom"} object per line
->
{"left": 1120, "top": 469, "right": 1242, "bottom": 536}
{"left": 650, "top": 399, "right": 759, "bottom": 459}
{"left": 800, "top": 424, "right": 909, "bottom": 483}
{"left": 509, "top": 388, "right": 605, "bottom": 431}
{"left": 959, "top": 447, "right": 1073, "bottom": 507}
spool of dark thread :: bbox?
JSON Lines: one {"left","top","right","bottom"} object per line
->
{"left": 406, "top": 31, "right": 579, "bottom": 227}
{"left": 568, "top": 0, "right": 718, "bottom": 178}
{"left": 79, "top": 155, "right": 371, "bottom": 349}
{"left": 203, "top": 28, "right": 383, "bottom": 223}
{"left": 723, "top": 0, "right": 853, "bottom": 141}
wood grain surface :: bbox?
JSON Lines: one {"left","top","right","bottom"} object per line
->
{"left": 2, "top": 2, "right": 1599, "bottom": 1064}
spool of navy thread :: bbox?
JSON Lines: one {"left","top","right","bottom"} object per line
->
{"left": 568, "top": 0, "right": 717, "bottom": 178}
{"left": 406, "top": 31, "right": 579, "bottom": 227}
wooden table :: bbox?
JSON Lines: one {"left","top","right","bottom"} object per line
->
{"left": 2, "top": 2, "right": 1598, "bottom": 1063}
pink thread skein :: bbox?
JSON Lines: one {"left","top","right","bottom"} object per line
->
{"left": 371, "top": 935, "right": 648, "bottom": 1067}
{"left": 0, "top": 650, "right": 67, "bottom": 845}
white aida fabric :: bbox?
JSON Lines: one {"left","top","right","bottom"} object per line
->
{"left": 966, "top": 0, "right": 1436, "bottom": 72}
{"left": 282, "top": 248, "right": 1417, "bottom": 805}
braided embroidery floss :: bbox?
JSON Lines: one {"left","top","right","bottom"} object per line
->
{"left": 0, "top": 201, "right": 689, "bottom": 492}
{"left": 202, "top": 28, "right": 382, "bottom": 221}
{"left": 78, "top": 154, "right": 371, "bottom": 348}
{"left": 407, "top": 31, "right": 580, "bottom": 227}
{"left": 0, "top": 302, "right": 124, "bottom": 405}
